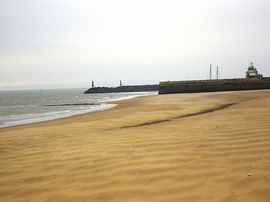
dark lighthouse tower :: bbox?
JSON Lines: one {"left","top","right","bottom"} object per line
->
{"left": 91, "top": 81, "right": 94, "bottom": 88}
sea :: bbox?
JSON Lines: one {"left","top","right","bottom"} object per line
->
{"left": 0, "top": 88, "right": 157, "bottom": 128}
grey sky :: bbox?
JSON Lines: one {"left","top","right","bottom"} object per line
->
{"left": 1, "top": 0, "right": 270, "bottom": 89}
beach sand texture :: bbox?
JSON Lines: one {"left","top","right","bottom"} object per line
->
{"left": 0, "top": 90, "right": 270, "bottom": 202}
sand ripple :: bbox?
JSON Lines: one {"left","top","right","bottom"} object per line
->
{"left": 0, "top": 90, "right": 270, "bottom": 202}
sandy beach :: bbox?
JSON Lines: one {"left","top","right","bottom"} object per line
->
{"left": 0, "top": 90, "right": 270, "bottom": 202}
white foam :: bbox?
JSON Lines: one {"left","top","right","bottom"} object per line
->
{"left": 0, "top": 91, "right": 157, "bottom": 129}
{"left": 0, "top": 104, "right": 116, "bottom": 128}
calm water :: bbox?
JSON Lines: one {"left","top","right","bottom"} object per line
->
{"left": 0, "top": 88, "right": 157, "bottom": 128}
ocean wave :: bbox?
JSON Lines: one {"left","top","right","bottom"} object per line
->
{"left": 0, "top": 104, "right": 116, "bottom": 128}
{"left": 0, "top": 91, "right": 156, "bottom": 128}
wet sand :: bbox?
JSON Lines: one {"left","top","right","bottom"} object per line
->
{"left": 0, "top": 90, "right": 270, "bottom": 202}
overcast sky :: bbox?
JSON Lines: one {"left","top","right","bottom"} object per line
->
{"left": 0, "top": 0, "right": 270, "bottom": 90}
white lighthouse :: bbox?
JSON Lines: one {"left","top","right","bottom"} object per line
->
{"left": 246, "top": 63, "right": 263, "bottom": 79}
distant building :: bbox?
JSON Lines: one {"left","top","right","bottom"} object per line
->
{"left": 246, "top": 63, "right": 263, "bottom": 79}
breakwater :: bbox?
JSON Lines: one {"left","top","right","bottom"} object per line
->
{"left": 84, "top": 85, "right": 159, "bottom": 94}
{"left": 159, "top": 77, "right": 270, "bottom": 94}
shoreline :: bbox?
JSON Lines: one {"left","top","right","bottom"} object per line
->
{"left": 0, "top": 92, "right": 157, "bottom": 130}
{"left": 0, "top": 90, "right": 270, "bottom": 202}
{"left": 0, "top": 89, "right": 265, "bottom": 132}
{"left": 0, "top": 103, "right": 116, "bottom": 130}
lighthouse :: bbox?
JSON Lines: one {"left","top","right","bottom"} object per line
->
{"left": 246, "top": 63, "right": 263, "bottom": 79}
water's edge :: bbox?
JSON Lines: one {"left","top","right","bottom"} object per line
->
{"left": 0, "top": 92, "right": 157, "bottom": 129}
{"left": 0, "top": 104, "right": 116, "bottom": 129}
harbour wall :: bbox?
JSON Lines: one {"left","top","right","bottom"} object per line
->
{"left": 84, "top": 85, "right": 159, "bottom": 94}
{"left": 159, "top": 77, "right": 270, "bottom": 94}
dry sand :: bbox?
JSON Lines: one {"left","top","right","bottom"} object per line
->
{"left": 0, "top": 90, "right": 270, "bottom": 202}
